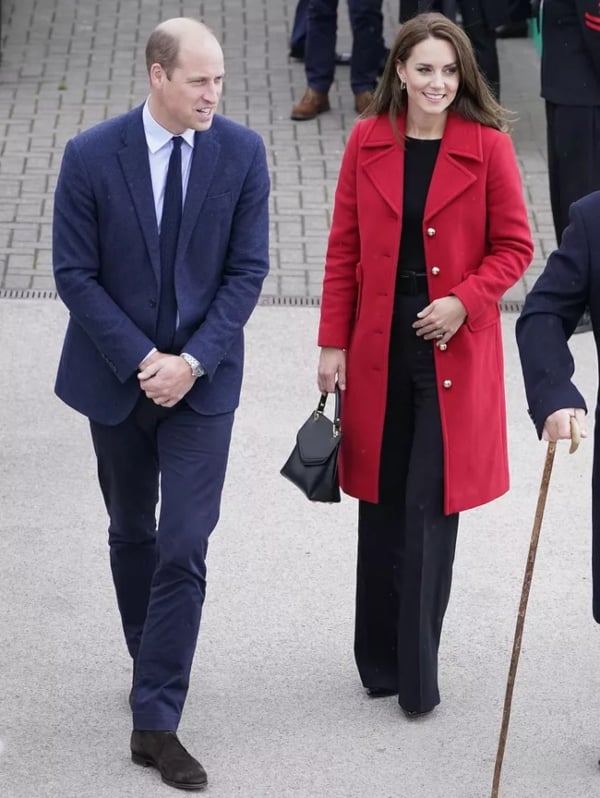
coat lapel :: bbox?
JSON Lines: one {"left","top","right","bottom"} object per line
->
{"left": 177, "top": 126, "right": 221, "bottom": 261}
{"left": 425, "top": 113, "right": 482, "bottom": 221}
{"left": 118, "top": 108, "right": 161, "bottom": 282}
{"left": 361, "top": 115, "right": 405, "bottom": 216}
{"left": 360, "top": 112, "right": 483, "bottom": 220}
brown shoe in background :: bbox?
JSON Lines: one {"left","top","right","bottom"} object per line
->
{"left": 291, "top": 88, "right": 330, "bottom": 121}
{"left": 354, "top": 91, "right": 374, "bottom": 115}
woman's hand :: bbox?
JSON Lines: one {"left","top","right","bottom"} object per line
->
{"left": 318, "top": 347, "right": 346, "bottom": 393}
{"left": 412, "top": 296, "right": 467, "bottom": 344}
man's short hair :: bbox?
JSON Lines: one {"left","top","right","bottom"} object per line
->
{"left": 145, "top": 28, "right": 180, "bottom": 79}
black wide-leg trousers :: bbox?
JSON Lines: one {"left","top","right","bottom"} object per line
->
{"left": 354, "top": 292, "right": 459, "bottom": 713}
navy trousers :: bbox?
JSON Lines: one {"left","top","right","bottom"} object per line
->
{"left": 291, "top": 0, "right": 309, "bottom": 51}
{"left": 90, "top": 395, "right": 234, "bottom": 731}
{"left": 304, "top": 0, "right": 384, "bottom": 94}
{"left": 354, "top": 292, "right": 459, "bottom": 714}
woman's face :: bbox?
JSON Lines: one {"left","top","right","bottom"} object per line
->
{"left": 396, "top": 37, "right": 460, "bottom": 124}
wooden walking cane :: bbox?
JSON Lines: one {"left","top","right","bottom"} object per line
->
{"left": 490, "top": 416, "right": 581, "bottom": 798}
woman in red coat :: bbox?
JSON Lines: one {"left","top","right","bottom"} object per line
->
{"left": 317, "top": 12, "right": 533, "bottom": 717}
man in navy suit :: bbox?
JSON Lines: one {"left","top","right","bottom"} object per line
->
{"left": 52, "top": 17, "right": 269, "bottom": 791}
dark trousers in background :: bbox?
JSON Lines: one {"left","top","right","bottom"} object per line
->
{"left": 546, "top": 103, "right": 600, "bottom": 245}
{"left": 508, "top": 0, "right": 531, "bottom": 21}
{"left": 90, "top": 395, "right": 234, "bottom": 731}
{"left": 457, "top": 2, "right": 500, "bottom": 99}
{"left": 305, "top": 0, "right": 385, "bottom": 94}
{"left": 290, "top": 0, "right": 309, "bottom": 52}
{"left": 399, "top": 0, "right": 456, "bottom": 19}
{"left": 354, "top": 292, "right": 459, "bottom": 714}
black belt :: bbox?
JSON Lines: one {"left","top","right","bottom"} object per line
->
{"left": 396, "top": 271, "right": 428, "bottom": 295}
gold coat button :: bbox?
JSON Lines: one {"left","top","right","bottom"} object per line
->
{"left": 431, "top": 266, "right": 440, "bottom": 275}
{"left": 437, "top": 342, "right": 447, "bottom": 351}
{"left": 443, "top": 379, "right": 452, "bottom": 388}
{"left": 426, "top": 227, "right": 436, "bottom": 237}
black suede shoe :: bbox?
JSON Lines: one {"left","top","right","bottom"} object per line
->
{"left": 366, "top": 687, "right": 398, "bottom": 698}
{"left": 131, "top": 731, "right": 208, "bottom": 791}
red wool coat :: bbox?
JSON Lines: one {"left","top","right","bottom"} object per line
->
{"left": 318, "top": 112, "right": 534, "bottom": 514}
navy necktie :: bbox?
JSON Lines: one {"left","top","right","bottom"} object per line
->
{"left": 156, "top": 136, "right": 183, "bottom": 353}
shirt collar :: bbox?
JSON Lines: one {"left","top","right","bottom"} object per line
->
{"left": 142, "top": 99, "right": 196, "bottom": 153}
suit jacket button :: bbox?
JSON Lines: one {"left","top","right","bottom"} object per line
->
{"left": 443, "top": 379, "right": 452, "bottom": 388}
{"left": 426, "top": 227, "right": 436, "bottom": 237}
{"left": 437, "top": 342, "right": 447, "bottom": 351}
{"left": 431, "top": 266, "right": 440, "bottom": 275}
{"left": 149, "top": 300, "right": 156, "bottom": 308}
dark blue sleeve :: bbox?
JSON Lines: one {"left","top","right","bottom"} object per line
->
{"left": 516, "top": 200, "right": 591, "bottom": 437}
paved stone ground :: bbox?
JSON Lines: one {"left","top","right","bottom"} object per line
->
{"left": 0, "top": 0, "right": 553, "bottom": 301}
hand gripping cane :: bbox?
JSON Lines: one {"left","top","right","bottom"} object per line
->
{"left": 491, "top": 416, "right": 581, "bottom": 798}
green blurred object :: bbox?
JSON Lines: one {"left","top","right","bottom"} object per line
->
{"left": 528, "top": 13, "right": 542, "bottom": 56}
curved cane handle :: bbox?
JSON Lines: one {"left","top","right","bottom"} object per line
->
{"left": 569, "top": 415, "right": 581, "bottom": 454}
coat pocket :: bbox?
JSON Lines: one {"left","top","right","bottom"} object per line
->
{"left": 465, "top": 302, "right": 500, "bottom": 332}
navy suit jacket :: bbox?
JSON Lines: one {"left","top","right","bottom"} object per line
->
{"left": 516, "top": 190, "right": 600, "bottom": 619}
{"left": 53, "top": 105, "right": 270, "bottom": 425}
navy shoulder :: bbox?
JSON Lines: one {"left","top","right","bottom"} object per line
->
{"left": 573, "top": 189, "right": 600, "bottom": 218}
{"left": 67, "top": 105, "right": 143, "bottom": 152}
{"left": 209, "top": 115, "right": 265, "bottom": 152}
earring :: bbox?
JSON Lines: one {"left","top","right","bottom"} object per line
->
{"left": 400, "top": 80, "right": 406, "bottom": 91}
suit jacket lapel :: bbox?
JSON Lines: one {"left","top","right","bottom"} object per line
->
{"left": 177, "top": 127, "right": 221, "bottom": 261}
{"left": 118, "top": 108, "right": 161, "bottom": 282}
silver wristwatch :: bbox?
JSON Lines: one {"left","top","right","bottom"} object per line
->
{"left": 180, "top": 353, "right": 206, "bottom": 378}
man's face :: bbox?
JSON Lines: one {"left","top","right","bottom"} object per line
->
{"left": 150, "top": 36, "right": 225, "bottom": 134}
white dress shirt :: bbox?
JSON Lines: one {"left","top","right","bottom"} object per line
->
{"left": 142, "top": 99, "right": 195, "bottom": 230}
{"left": 139, "top": 101, "right": 197, "bottom": 366}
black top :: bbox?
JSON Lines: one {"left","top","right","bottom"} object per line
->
{"left": 541, "top": 0, "right": 600, "bottom": 105}
{"left": 397, "top": 136, "right": 441, "bottom": 275}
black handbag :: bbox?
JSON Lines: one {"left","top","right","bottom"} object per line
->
{"left": 280, "top": 387, "right": 342, "bottom": 503}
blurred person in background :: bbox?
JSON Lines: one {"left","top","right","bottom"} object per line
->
{"left": 540, "top": 0, "right": 600, "bottom": 246}
{"left": 290, "top": 0, "right": 387, "bottom": 119}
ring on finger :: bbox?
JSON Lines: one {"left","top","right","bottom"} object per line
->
{"left": 436, "top": 332, "right": 444, "bottom": 340}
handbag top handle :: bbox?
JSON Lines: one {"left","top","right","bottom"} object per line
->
{"left": 315, "top": 385, "right": 342, "bottom": 437}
